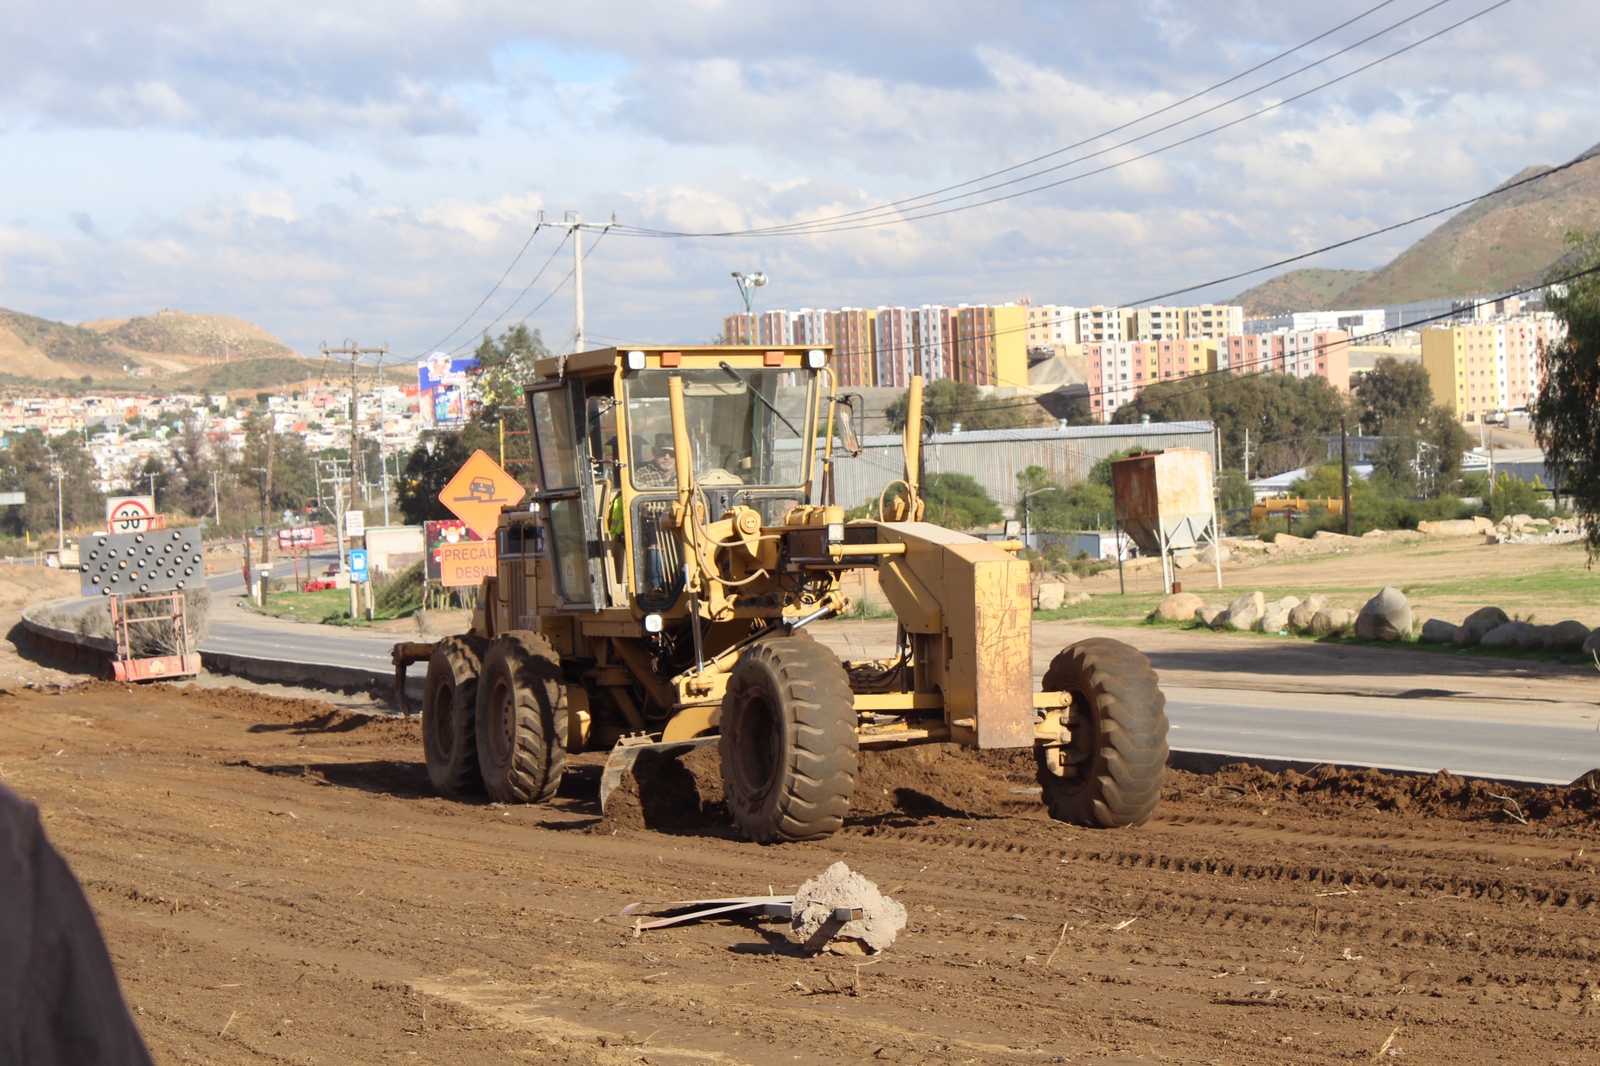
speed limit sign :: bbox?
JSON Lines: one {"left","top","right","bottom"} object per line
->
{"left": 105, "top": 496, "right": 157, "bottom": 533}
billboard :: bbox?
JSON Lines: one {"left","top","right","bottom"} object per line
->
{"left": 418, "top": 352, "right": 480, "bottom": 427}
{"left": 424, "top": 519, "right": 493, "bottom": 585}
{"left": 276, "top": 525, "right": 328, "bottom": 550}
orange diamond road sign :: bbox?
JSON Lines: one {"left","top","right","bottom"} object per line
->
{"left": 438, "top": 450, "right": 525, "bottom": 539}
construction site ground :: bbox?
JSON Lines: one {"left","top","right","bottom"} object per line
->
{"left": 2, "top": 679, "right": 1597, "bottom": 1066}
{"left": 2, "top": 531, "right": 1599, "bottom": 1065}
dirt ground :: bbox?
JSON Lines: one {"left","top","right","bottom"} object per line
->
{"left": 3, "top": 681, "right": 1598, "bottom": 1066}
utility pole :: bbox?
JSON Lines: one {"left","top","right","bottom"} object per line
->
{"left": 558, "top": 212, "right": 616, "bottom": 353}
{"left": 210, "top": 469, "right": 221, "bottom": 538}
{"left": 1340, "top": 416, "right": 1352, "bottom": 535}
{"left": 376, "top": 353, "right": 391, "bottom": 527}
{"left": 52, "top": 462, "right": 64, "bottom": 555}
{"left": 320, "top": 340, "right": 387, "bottom": 506}
{"left": 1243, "top": 428, "right": 1251, "bottom": 481}
{"left": 260, "top": 426, "right": 274, "bottom": 566}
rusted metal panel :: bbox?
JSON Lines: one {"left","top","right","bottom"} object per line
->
{"left": 1112, "top": 448, "right": 1215, "bottom": 555}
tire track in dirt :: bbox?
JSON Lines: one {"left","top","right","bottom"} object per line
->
{"left": 3, "top": 681, "right": 1599, "bottom": 1064}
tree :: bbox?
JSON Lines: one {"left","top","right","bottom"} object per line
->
{"left": 884, "top": 379, "right": 1041, "bottom": 433}
{"left": 1114, "top": 373, "right": 1348, "bottom": 477}
{"left": 396, "top": 422, "right": 501, "bottom": 525}
{"left": 0, "top": 430, "right": 105, "bottom": 541}
{"left": 1533, "top": 228, "right": 1600, "bottom": 558}
{"left": 470, "top": 324, "right": 549, "bottom": 430}
{"left": 851, "top": 473, "right": 1002, "bottom": 530}
{"left": 1353, "top": 356, "right": 1432, "bottom": 436}
{"left": 1217, "top": 469, "right": 1253, "bottom": 511}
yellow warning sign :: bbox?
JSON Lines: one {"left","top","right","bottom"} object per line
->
{"left": 438, "top": 450, "right": 526, "bottom": 539}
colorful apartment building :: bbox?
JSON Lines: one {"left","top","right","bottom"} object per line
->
{"left": 872, "top": 307, "right": 915, "bottom": 388}
{"left": 1420, "top": 314, "right": 1561, "bottom": 422}
{"left": 954, "top": 304, "right": 1027, "bottom": 386}
{"left": 830, "top": 308, "right": 875, "bottom": 387}
{"left": 1085, "top": 339, "right": 1218, "bottom": 422}
{"left": 1220, "top": 330, "right": 1350, "bottom": 392}
{"left": 912, "top": 305, "right": 955, "bottom": 382}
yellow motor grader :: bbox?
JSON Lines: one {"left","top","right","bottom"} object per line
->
{"left": 392, "top": 345, "right": 1168, "bottom": 842}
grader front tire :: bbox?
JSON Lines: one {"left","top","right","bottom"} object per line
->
{"left": 475, "top": 632, "right": 567, "bottom": 805}
{"left": 719, "top": 636, "right": 858, "bottom": 843}
{"left": 1037, "top": 637, "right": 1169, "bottom": 827}
{"left": 421, "top": 636, "right": 488, "bottom": 796}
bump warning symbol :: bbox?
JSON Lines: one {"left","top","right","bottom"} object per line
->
{"left": 438, "top": 450, "right": 526, "bottom": 539}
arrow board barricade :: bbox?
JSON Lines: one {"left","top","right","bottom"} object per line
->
{"left": 80, "top": 528, "right": 205, "bottom": 597}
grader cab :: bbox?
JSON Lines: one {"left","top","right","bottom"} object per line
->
{"left": 393, "top": 345, "right": 1169, "bottom": 842}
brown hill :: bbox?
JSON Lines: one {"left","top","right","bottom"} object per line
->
{"left": 1230, "top": 268, "right": 1373, "bottom": 317}
{"left": 1230, "top": 141, "right": 1600, "bottom": 312}
{"left": 0, "top": 306, "right": 312, "bottom": 392}
{"left": 81, "top": 309, "right": 295, "bottom": 362}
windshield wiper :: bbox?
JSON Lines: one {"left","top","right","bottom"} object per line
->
{"left": 719, "top": 361, "right": 800, "bottom": 437}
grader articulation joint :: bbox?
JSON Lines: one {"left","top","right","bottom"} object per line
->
{"left": 393, "top": 345, "right": 1169, "bottom": 842}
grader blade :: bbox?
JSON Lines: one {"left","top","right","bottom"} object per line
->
{"left": 598, "top": 735, "right": 720, "bottom": 813}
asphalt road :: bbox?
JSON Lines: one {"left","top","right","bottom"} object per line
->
{"left": 1164, "top": 686, "right": 1599, "bottom": 786}
{"left": 37, "top": 563, "right": 1593, "bottom": 786}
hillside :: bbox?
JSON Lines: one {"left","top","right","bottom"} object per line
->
{"left": 0, "top": 305, "right": 312, "bottom": 392}
{"left": 81, "top": 309, "right": 295, "bottom": 362}
{"left": 1230, "top": 268, "right": 1373, "bottom": 317}
{"left": 1230, "top": 140, "right": 1600, "bottom": 312}
{"left": 165, "top": 356, "right": 337, "bottom": 393}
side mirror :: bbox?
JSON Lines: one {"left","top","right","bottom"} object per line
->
{"left": 836, "top": 394, "right": 863, "bottom": 457}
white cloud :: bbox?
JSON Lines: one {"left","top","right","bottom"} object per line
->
{"left": 0, "top": 0, "right": 1597, "bottom": 354}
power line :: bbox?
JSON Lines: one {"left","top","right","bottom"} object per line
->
{"left": 445, "top": 230, "right": 572, "bottom": 355}
{"left": 417, "top": 217, "right": 546, "bottom": 356}
{"left": 616, "top": 0, "right": 1508, "bottom": 238}
{"left": 612, "top": 0, "right": 1417, "bottom": 239}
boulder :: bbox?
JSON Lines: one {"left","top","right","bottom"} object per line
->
{"left": 1036, "top": 582, "right": 1066, "bottom": 611}
{"left": 1472, "top": 515, "right": 1495, "bottom": 532}
{"left": 1308, "top": 607, "right": 1357, "bottom": 636}
{"left": 1172, "top": 551, "right": 1197, "bottom": 571}
{"left": 1195, "top": 604, "right": 1229, "bottom": 628}
{"left": 1361, "top": 528, "right": 1387, "bottom": 539}
{"left": 1288, "top": 594, "right": 1329, "bottom": 631}
{"left": 1546, "top": 619, "right": 1591, "bottom": 653}
{"left": 1223, "top": 590, "right": 1266, "bottom": 631}
{"left": 1510, "top": 513, "right": 1535, "bottom": 528}
{"left": 1257, "top": 595, "right": 1301, "bottom": 634}
{"left": 1064, "top": 591, "right": 1092, "bottom": 608}
{"left": 1355, "top": 587, "right": 1412, "bottom": 642}
{"left": 1480, "top": 621, "right": 1543, "bottom": 650}
{"left": 1419, "top": 519, "right": 1481, "bottom": 536}
{"left": 1453, "top": 606, "right": 1511, "bottom": 647}
{"left": 1419, "top": 618, "right": 1462, "bottom": 644}
{"left": 1155, "top": 592, "right": 1205, "bottom": 622}
{"left": 1197, "top": 543, "right": 1232, "bottom": 565}
{"left": 1583, "top": 629, "right": 1600, "bottom": 657}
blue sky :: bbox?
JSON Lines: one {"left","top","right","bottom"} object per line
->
{"left": 1, "top": 0, "right": 1596, "bottom": 360}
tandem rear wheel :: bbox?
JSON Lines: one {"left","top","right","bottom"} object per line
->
{"left": 475, "top": 632, "right": 568, "bottom": 805}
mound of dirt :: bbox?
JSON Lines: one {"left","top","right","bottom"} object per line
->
{"left": 0, "top": 565, "right": 80, "bottom": 612}
{"left": 172, "top": 684, "right": 421, "bottom": 744}
{"left": 598, "top": 743, "right": 728, "bottom": 833}
{"left": 850, "top": 744, "right": 1039, "bottom": 820}
{"left": 1164, "top": 762, "right": 1600, "bottom": 827}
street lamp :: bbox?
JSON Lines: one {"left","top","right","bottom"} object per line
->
{"left": 731, "top": 271, "right": 768, "bottom": 315}
{"left": 1021, "top": 486, "right": 1061, "bottom": 549}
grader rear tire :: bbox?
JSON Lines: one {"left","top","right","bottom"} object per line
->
{"left": 475, "top": 632, "right": 567, "bottom": 804}
{"left": 422, "top": 635, "right": 488, "bottom": 796}
{"left": 719, "top": 636, "right": 857, "bottom": 843}
{"left": 1037, "top": 637, "right": 1169, "bottom": 827}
